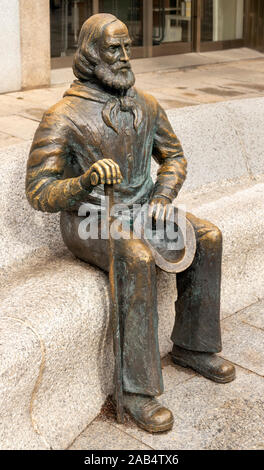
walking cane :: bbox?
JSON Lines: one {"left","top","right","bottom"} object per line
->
{"left": 90, "top": 172, "right": 124, "bottom": 424}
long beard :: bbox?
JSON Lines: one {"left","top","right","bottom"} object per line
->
{"left": 94, "top": 62, "right": 135, "bottom": 92}
{"left": 93, "top": 61, "right": 141, "bottom": 134}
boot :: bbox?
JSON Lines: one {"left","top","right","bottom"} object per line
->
{"left": 171, "top": 344, "right": 236, "bottom": 383}
{"left": 112, "top": 392, "right": 174, "bottom": 433}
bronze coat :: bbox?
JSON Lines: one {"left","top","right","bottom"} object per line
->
{"left": 26, "top": 80, "right": 187, "bottom": 213}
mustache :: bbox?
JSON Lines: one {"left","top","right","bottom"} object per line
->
{"left": 111, "top": 62, "right": 131, "bottom": 72}
{"left": 94, "top": 62, "right": 135, "bottom": 92}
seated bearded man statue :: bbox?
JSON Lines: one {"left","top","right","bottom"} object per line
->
{"left": 25, "top": 13, "right": 236, "bottom": 433}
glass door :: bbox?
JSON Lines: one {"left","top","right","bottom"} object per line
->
{"left": 200, "top": 0, "right": 245, "bottom": 50}
{"left": 50, "top": 0, "right": 93, "bottom": 57}
{"left": 245, "top": 0, "right": 264, "bottom": 52}
{"left": 152, "top": 0, "right": 193, "bottom": 56}
{"left": 99, "top": 0, "right": 144, "bottom": 57}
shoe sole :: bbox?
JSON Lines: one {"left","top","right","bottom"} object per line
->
{"left": 171, "top": 355, "right": 236, "bottom": 384}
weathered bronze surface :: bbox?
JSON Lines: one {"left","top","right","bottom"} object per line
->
{"left": 26, "top": 13, "right": 235, "bottom": 433}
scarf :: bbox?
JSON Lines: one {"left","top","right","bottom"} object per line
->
{"left": 64, "top": 80, "right": 143, "bottom": 134}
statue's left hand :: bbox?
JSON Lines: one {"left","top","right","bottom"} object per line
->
{"left": 148, "top": 196, "right": 173, "bottom": 221}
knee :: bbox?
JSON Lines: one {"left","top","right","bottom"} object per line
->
{"left": 197, "top": 223, "right": 222, "bottom": 251}
{"left": 207, "top": 225, "right": 222, "bottom": 246}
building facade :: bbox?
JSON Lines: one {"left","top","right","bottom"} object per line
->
{"left": 0, "top": 0, "right": 263, "bottom": 93}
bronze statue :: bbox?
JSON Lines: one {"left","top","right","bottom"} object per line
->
{"left": 26, "top": 13, "right": 235, "bottom": 433}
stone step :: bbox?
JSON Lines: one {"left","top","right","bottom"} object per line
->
{"left": 0, "top": 250, "right": 176, "bottom": 449}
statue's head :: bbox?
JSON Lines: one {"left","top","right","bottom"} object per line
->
{"left": 73, "top": 13, "right": 135, "bottom": 92}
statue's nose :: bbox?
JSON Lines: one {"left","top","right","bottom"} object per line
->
{"left": 120, "top": 45, "right": 129, "bottom": 62}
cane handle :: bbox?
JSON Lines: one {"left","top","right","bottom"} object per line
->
{"left": 90, "top": 171, "right": 99, "bottom": 186}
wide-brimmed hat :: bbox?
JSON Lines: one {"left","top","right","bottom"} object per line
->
{"left": 133, "top": 204, "right": 196, "bottom": 273}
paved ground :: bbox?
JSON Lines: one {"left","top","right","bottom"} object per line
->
{"left": 1, "top": 47, "right": 264, "bottom": 149}
{"left": 1, "top": 47, "right": 263, "bottom": 450}
{"left": 68, "top": 299, "right": 264, "bottom": 451}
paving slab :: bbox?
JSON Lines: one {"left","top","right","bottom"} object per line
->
{"left": 108, "top": 366, "right": 264, "bottom": 450}
{"left": 0, "top": 96, "right": 29, "bottom": 117}
{"left": 131, "top": 52, "right": 212, "bottom": 75}
{"left": 221, "top": 316, "right": 264, "bottom": 376}
{"left": 6, "top": 85, "right": 68, "bottom": 108}
{"left": 0, "top": 115, "right": 38, "bottom": 140}
{"left": 222, "top": 57, "right": 264, "bottom": 72}
{"left": 236, "top": 299, "right": 264, "bottom": 330}
{"left": 202, "top": 64, "right": 264, "bottom": 85}
{"left": 18, "top": 108, "right": 46, "bottom": 122}
{"left": 69, "top": 421, "right": 152, "bottom": 451}
{"left": 0, "top": 131, "right": 24, "bottom": 147}
{"left": 200, "top": 47, "right": 264, "bottom": 62}
{"left": 144, "top": 88, "right": 200, "bottom": 107}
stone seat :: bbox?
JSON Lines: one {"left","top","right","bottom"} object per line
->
{"left": 0, "top": 97, "right": 264, "bottom": 449}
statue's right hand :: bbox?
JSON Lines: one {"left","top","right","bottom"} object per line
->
{"left": 80, "top": 159, "right": 123, "bottom": 189}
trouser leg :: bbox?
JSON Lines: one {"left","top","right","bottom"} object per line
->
{"left": 60, "top": 211, "right": 164, "bottom": 396}
{"left": 117, "top": 238, "right": 163, "bottom": 396}
{"left": 171, "top": 212, "right": 222, "bottom": 353}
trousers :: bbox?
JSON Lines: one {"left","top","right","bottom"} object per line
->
{"left": 60, "top": 209, "right": 222, "bottom": 396}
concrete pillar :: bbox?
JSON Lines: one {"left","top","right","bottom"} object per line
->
{"left": 0, "top": 1, "right": 21, "bottom": 93}
{"left": 0, "top": 0, "right": 50, "bottom": 93}
{"left": 19, "top": 0, "right": 50, "bottom": 89}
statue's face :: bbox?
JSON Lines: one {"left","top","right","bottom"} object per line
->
{"left": 99, "top": 21, "right": 132, "bottom": 69}
{"left": 94, "top": 20, "right": 135, "bottom": 92}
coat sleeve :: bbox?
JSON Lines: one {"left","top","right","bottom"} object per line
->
{"left": 25, "top": 108, "right": 91, "bottom": 213}
{"left": 151, "top": 102, "right": 187, "bottom": 202}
